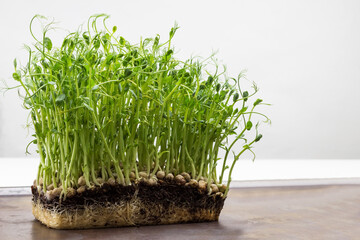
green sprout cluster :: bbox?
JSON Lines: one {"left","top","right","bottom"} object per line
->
{"left": 12, "top": 15, "right": 269, "bottom": 197}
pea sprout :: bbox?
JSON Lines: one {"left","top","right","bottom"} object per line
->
{"left": 11, "top": 14, "right": 269, "bottom": 198}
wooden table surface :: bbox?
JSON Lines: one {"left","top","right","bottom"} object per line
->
{"left": 0, "top": 185, "right": 359, "bottom": 240}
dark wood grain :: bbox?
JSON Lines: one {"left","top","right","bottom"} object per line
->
{"left": 1, "top": 185, "right": 359, "bottom": 240}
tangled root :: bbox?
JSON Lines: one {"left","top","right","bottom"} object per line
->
{"left": 32, "top": 182, "right": 225, "bottom": 229}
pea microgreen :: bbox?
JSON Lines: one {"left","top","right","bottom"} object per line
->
{"left": 11, "top": 14, "right": 269, "bottom": 197}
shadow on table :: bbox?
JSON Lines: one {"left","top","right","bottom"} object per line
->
{"left": 31, "top": 219, "right": 243, "bottom": 240}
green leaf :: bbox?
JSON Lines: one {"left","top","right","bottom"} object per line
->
{"left": 166, "top": 49, "right": 173, "bottom": 56}
{"left": 83, "top": 103, "right": 94, "bottom": 111}
{"left": 239, "top": 106, "right": 248, "bottom": 114}
{"left": 34, "top": 123, "right": 42, "bottom": 133}
{"left": 118, "top": 83, "right": 122, "bottom": 93}
{"left": 44, "top": 37, "right": 52, "bottom": 51}
{"left": 13, "top": 59, "right": 17, "bottom": 69}
{"left": 227, "top": 106, "right": 233, "bottom": 115}
{"left": 254, "top": 99, "right": 263, "bottom": 106}
{"left": 233, "top": 92, "right": 239, "bottom": 102}
{"left": 169, "top": 24, "right": 178, "bottom": 39}
{"left": 83, "top": 32, "right": 90, "bottom": 45}
{"left": 93, "top": 38, "right": 100, "bottom": 49}
{"left": 55, "top": 94, "right": 66, "bottom": 103}
{"left": 105, "top": 54, "right": 114, "bottom": 65}
{"left": 124, "top": 69, "right": 132, "bottom": 77}
{"left": 243, "top": 91, "right": 249, "bottom": 101}
{"left": 206, "top": 76, "right": 214, "bottom": 85}
{"left": 24, "top": 99, "right": 32, "bottom": 106}
{"left": 102, "top": 33, "right": 110, "bottom": 45}
{"left": 255, "top": 134, "right": 263, "bottom": 142}
{"left": 119, "top": 36, "right": 126, "bottom": 45}
{"left": 41, "top": 59, "right": 49, "bottom": 68}
{"left": 112, "top": 26, "right": 117, "bottom": 33}
{"left": 246, "top": 121, "right": 253, "bottom": 130}
{"left": 129, "top": 89, "right": 137, "bottom": 100}
{"left": 12, "top": 71, "right": 21, "bottom": 81}
{"left": 153, "top": 36, "right": 159, "bottom": 48}
{"left": 216, "top": 83, "right": 221, "bottom": 92}
{"left": 51, "top": 128, "right": 59, "bottom": 134}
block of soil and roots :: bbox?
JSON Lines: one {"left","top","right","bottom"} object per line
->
{"left": 11, "top": 15, "right": 268, "bottom": 229}
{"left": 32, "top": 172, "right": 226, "bottom": 229}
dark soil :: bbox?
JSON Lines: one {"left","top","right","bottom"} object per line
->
{"left": 31, "top": 179, "right": 226, "bottom": 216}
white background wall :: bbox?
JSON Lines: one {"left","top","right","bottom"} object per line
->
{"left": 0, "top": 0, "right": 360, "bottom": 181}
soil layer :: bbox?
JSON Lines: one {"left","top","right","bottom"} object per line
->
{"left": 31, "top": 180, "right": 226, "bottom": 229}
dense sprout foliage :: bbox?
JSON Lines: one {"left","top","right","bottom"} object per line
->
{"left": 12, "top": 15, "right": 269, "bottom": 197}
